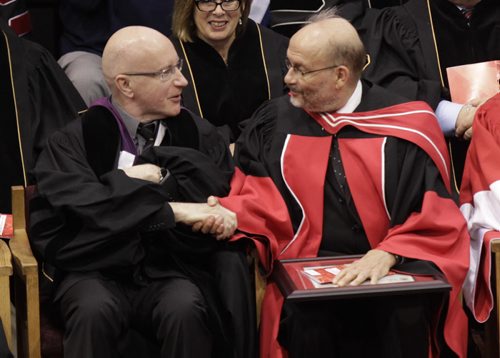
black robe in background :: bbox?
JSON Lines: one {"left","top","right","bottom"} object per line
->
{"left": 268, "top": 0, "right": 372, "bottom": 37}
{"left": 0, "top": 19, "right": 86, "bottom": 213}
{"left": 172, "top": 19, "right": 288, "bottom": 142}
{"left": 29, "top": 107, "right": 255, "bottom": 358}
{"left": 360, "top": 0, "right": 500, "bottom": 189}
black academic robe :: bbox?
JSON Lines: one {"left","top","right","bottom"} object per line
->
{"left": 171, "top": 19, "right": 288, "bottom": 142}
{"left": 360, "top": 0, "right": 500, "bottom": 189}
{"left": 29, "top": 106, "right": 254, "bottom": 358}
{"left": 269, "top": 0, "right": 372, "bottom": 37}
{"left": 219, "top": 83, "right": 469, "bottom": 357}
{"left": 0, "top": 19, "right": 86, "bottom": 213}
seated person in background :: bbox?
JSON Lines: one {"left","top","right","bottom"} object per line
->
{"left": 266, "top": 0, "right": 359, "bottom": 37}
{"left": 170, "top": 0, "right": 289, "bottom": 143}
{"left": 460, "top": 93, "right": 500, "bottom": 325}
{"left": 29, "top": 26, "right": 252, "bottom": 358}
{"left": 214, "top": 10, "right": 470, "bottom": 358}
{"left": 361, "top": 0, "right": 500, "bottom": 189}
{"left": 248, "top": 0, "right": 270, "bottom": 24}
{"left": 58, "top": 0, "right": 174, "bottom": 106}
{"left": 0, "top": 0, "right": 30, "bottom": 36}
{"left": 0, "top": 18, "right": 86, "bottom": 213}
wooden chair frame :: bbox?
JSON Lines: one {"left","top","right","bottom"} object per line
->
{"left": 0, "top": 238, "right": 12, "bottom": 352}
{"left": 484, "top": 241, "right": 500, "bottom": 357}
{"left": 10, "top": 185, "right": 41, "bottom": 358}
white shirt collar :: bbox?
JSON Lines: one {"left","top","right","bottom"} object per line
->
{"left": 336, "top": 80, "right": 362, "bottom": 114}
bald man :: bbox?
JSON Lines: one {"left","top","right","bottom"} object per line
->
{"left": 215, "top": 10, "right": 470, "bottom": 358}
{"left": 29, "top": 26, "right": 248, "bottom": 358}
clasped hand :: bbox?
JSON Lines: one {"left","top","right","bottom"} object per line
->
{"left": 171, "top": 197, "right": 237, "bottom": 241}
{"left": 332, "top": 249, "right": 397, "bottom": 287}
{"left": 122, "top": 165, "right": 237, "bottom": 240}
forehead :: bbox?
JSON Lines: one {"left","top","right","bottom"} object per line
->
{"left": 141, "top": 40, "right": 178, "bottom": 68}
{"left": 287, "top": 36, "right": 328, "bottom": 67}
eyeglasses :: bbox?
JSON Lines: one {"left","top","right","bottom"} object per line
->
{"left": 122, "top": 59, "right": 184, "bottom": 82}
{"left": 195, "top": 0, "right": 240, "bottom": 12}
{"left": 285, "top": 58, "right": 342, "bottom": 78}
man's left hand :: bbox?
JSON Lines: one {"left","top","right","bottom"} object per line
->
{"left": 455, "top": 103, "right": 476, "bottom": 140}
{"left": 332, "top": 249, "right": 397, "bottom": 286}
{"left": 455, "top": 98, "right": 488, "bottom": 140}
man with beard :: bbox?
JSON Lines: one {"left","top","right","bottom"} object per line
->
{"left": 215, "top": 10, "right": 470, "bottom": 358}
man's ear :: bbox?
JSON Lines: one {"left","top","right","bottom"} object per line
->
{"left": 335, "top": 65, "right": 350, "bottom": 89}
{"left": 115, "top": 75, "right": 134, "bottom": 98}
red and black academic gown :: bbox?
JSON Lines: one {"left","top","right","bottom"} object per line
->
{"left": 219, "top": 94, "right": 470, "bottom": 358}
{"left": 460, "top": 93, "right": 500, "bottom": 323}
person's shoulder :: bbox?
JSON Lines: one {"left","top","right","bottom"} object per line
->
{"left": 253, "top": 95, "right": 291, "bottom": 118}
{"left": 179, "top": 107, "right": 208, "bottom": 127}
{"left": 255, "top": 20, "right": 289, "bottom": 43}
{"left": 246, "top": 95, "right": 309, "bottom": 136}
{"left": 175, "top": 107, "right": 223, "bottom": 141}
{"left": 43, "top": 117, "right": 82, "bottom": 149}
{"left": 370, "top": 1, "right": 419, "bottom": 35}
{"left": 81, "top": 104, "right": 115, "bottom": 125}
{"left": 242, "top": 19, "right": 289, "bottom": 51}
{"left": 361, "top": 81, "right": 411, "bottom": 108}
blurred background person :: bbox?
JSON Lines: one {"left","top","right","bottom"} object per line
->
{"left": 171, "top": 0, "right": 288, "bottom": 143}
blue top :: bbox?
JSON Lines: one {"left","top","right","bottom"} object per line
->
{"left": 58, "top": 0, "right": 174, "bottom": 56}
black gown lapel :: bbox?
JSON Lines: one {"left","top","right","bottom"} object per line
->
{"left": 81, "top": 106, "right": 120, "bottom": 178}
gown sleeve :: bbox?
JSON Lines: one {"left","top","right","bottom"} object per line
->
{"left": 218, "top": 101, "right": 295, "bottom": 273}
{"left": 29, "top": 121, "right": 177, "bottom": 271}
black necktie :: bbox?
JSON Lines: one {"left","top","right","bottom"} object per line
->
{"left": 136, "top": 122, "right": 157, "bottom": 153}
{"left": 460, "top": 7, "right": 473, "bottom": 26}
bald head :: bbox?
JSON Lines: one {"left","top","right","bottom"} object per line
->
{"left": 292, "top": 17, "right": 366, "bottom": 81}
{"left": 101, "top": 26, "right": 187, "bottom": 121}
{"left": 102, "top": 26, "right": 176, "bottom": 88}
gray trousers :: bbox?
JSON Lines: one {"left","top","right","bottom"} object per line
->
{"left": 58, "top": 51, "right": 110, "bottom": 106}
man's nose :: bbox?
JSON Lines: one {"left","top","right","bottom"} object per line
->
{"left": 284, "top": 67, "right": 296, "bottom": 86}
{"left": 174, "top": 72, "right": 188, "bottom": 88}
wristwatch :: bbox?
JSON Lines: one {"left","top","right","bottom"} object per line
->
{"left": 393, "top": 254, "right": 405, "bottom": 265}
{"left": 159, "top": 167, "right": 169, "bottom": 184}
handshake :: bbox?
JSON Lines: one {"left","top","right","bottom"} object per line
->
{"left": 121, "top": 163, "right": 237, "bottom": 240}
{"left": 170, "top": 196, "right": 237, "bottom": 241}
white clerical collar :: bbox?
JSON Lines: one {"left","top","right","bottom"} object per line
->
{"left": 336, "top": 80, "right": 362, "bottom": 114}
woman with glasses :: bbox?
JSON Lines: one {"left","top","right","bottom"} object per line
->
{"left": 171, "top": 0, "right": 288, "bottom": 143}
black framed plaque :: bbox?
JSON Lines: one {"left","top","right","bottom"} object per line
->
{"left": 272, "top": 255, "right": 451, "bottom": 302}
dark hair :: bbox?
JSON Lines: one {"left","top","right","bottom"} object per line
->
{"left": 172, "top": 0, "right": 253, "bottom": 42}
